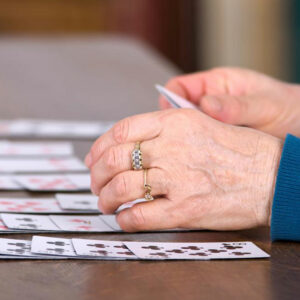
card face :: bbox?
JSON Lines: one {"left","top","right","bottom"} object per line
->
{"left": 0, "top": 120, "right": 34, "bottom": 136}
{"left": 49, "top": 215, "right": 114, "bottom": 232}
{"left": 0, "top": 198, "right": 63, "bottom": 213}
{"left": 0, "top": 176, "right": 23, "bottom": 190}
{"left": 0, "top": 157, "right": 86, "bottom": 173}
{"left": 14, "top": 175, "right": 86, "bottom": 191}
{"left": 100, "top": 215, "right": 122, "bottom": 232}
{"left": 124, "top": 241, "right": 270, "bottom": 260}
{"left": 72, "top": 239, "right": 137, "bottom": 259}
{"left": 155, "top": 85, "right": 198, "bottom": 109}
{"left": 31, "top": 236, "right": 76, "bottom": 256}
{"left": 66, "top": 174, "right": 91, "bottom": 190}
{"left": 56, "top": 193, "right": 99, "bottom": 211}
{"left": 0, "top": 142, "right": 73, "bottom": 157}
{"left": 0, "top": 238, "right": 41, "bottom": 257}
{"left": 1, "top": 213, "right": 60, "bottom": 231}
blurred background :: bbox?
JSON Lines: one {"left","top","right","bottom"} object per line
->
{"left": 0, "top": 0, "right": 299, "bottom": 82}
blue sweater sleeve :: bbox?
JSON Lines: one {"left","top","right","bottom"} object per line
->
{"left": 271, "top": 134, "right": 300, "bottom": 241}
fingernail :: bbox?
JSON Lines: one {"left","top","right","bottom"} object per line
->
{"left": 207, "top": 96, "right": 222, "bottom": 112}
{"left": 85, "top": 153, "right": 92, "bottom": 168}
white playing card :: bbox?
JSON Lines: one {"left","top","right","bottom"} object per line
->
{"left": 155, "top": 85, "right": 198, "bottom": 109}
{"left": 0, "top": 120, "right": 34, "bottom": 136}
{"left": 31, "top": 236, "right": 76, "bottom": 256}
{"left": 0, "top": 157, "right": 87, "bottom": 173}
{"left": 100, "top": 215, "right": 122, "bottom": 232}
{"left": 0, "top": 198, "right": 63, "bottom": 213}
{"left": 0, "top": 175, "right": 23, "bottom": 190}
{"left": 124, "top": 241, "right": 270, "bottom": 260}
{"left": 0, "top": 141, "right": 73, "bottom": 157}
{"left": 1, "top": 213, "right": 60, "bottom": 231}
{"left": 0, "top": 238, "right": 50, "bottom": 258}
{"left": 55, "top": 193, "right": 99, "bottom": 211}
{"left": 66, "top": 174, "right": 91, "bottom": 190}
{"left": 49, "top": 215, "right": 114, "bottom": 232}
{"left": 72, "top": 239, "right": 137, "bottom": 259}
{"left": 14, "top": 174, "right": 88, "bottom": 191}
{"left": 116, "top": 198, "right": 147, "bottom": 213}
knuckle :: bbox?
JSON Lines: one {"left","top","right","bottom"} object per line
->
{"left": 104, "top": 146, "right": 120, "bottom": 169}
{"left": 114, "top": 174, "right": 128, "bottom": 197}
{"left": 129, "top": 206, "right": 146, "bottom": 230}
{"left": 113, "top": 118, "right": 130, "bottom": 143}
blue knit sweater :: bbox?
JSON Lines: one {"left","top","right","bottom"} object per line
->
{"left": 271, "top": 134, "right": 300, "bottom": 241}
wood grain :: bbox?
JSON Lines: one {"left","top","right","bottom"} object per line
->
{"left": 0, "top": 37, "right": 299, "bottom": 300}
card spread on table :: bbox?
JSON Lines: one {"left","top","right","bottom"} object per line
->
{"left": 100, "top": 215, "right": 122, "bottom": 232}
{"left": 31, "top": 236, "right": 76, "bottom": 257}
{"left": 0, "top": 157, "right": 87, "bottom": 173}
{"left": 0, "top": 176, "right": 22, "bottom": 190}
{"left": 0, "top": 120, "right": 34, "bottom": 136}
{"left": 55, "top": 193, "right": 99, "bottom": 211}
{"left": 123, "top": 241, "right": 270, "bottom": 260}
{"left": 72, "top": 238, "right": 137, "bottom": 259}
{"left": 1, "top": 213, "right": 60, "bottom": 231}
{"left": 0, "top": 141, "right": 73, "bottom": 156}
{"left": 155, "top": 85, "right": 198, "bottom": 109}
{"left": 14, "top": 174, "right": 90, "bottom": 191}
{"left": 0, "top": 198, "right": 63, "bottom": 213}
{"left": 0, "top": 238, "right": 42, "bottom": 257}
{"left": 49, "top": 215, "right": 114, "bottom": 232}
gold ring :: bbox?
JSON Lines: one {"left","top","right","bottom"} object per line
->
{"left": 143, "top": 169, "right": 154, "bottom": 201}
{"left": 132, "top": 142, "right": 143, "bottom": 170}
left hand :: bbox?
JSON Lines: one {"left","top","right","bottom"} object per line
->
{"left": 85, "top": 109, "right": 282, "bottom": 232}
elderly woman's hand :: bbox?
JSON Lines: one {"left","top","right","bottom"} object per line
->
{"left": 85, "top": 109, "right": 282, "bottom": 232}
{"left": 160, "top": 67, "right": 300, "bottom": 139}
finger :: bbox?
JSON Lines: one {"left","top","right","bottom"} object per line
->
{"left": 200, "top": 94, "right": 274, "bottom": 127}
{"left": 117, "top": 198, "right": 178, "bottom": 232}
{"left": 99, "top": 168, "right": 167, "bottom": 214}
{"left": 86, "top": 111, "right": 163, "bottom": 168}
{"left": 90, "top": 139, "right": 159, "bottom": 195}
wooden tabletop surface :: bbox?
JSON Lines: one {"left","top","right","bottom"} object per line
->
{"left": 0, "top": 36, "right": 299, "bottom": 300}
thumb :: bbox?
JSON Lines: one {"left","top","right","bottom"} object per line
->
{"left": 199, "top": 94, "right": 272, "bottom": 127}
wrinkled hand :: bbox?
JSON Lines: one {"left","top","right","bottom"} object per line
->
{"left": 85, "top": 109, "right": 282, "bottom": 232}
{"left": 160, "top": 67, "right": 300, "bottom": 139}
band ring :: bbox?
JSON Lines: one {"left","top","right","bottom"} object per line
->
{"left": 132, "top": 142, "right": 143, "bottom": 170}
{"left": 143, "top": 169, "right": 154, "bottom": 201}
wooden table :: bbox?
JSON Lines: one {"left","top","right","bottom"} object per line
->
{"left": 0, "top": 37, "right": 299, "bottom": 300}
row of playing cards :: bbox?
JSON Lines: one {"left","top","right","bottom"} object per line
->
{"left": 0, "top": 119, "right": 114, "bottom": 139}
{"left": 0, "top": 236, "right": 269, "bottom": 260}
{"left": 0, "top": 174, "right": 90, "bottom": 191}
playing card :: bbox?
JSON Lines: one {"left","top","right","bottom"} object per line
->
{"left": 0, "top": 198, "right": 64, "bottom": 213}
{"left": 55, "top": 193, "right": 99, "bottom": 211}
{"left": 116, "top": 198, "right": 147, "bottom": 213}
{"left": 0, "top": 120, "right": 34, "bottom": 136}
{"left": 66, "top": 174, "right": 91, "bottom": 190}
{"left": 14, "top": 174, "right": 88, "bottom": 191}
{"left": 31, "top": 236, "right": 76, "bottom": 256}
{"left": 0, "top": 175, "right": 23, "bottom": 190}
{"left": 49, "top": 215, "right": 114, "bottom": 232}
{"left": 0, "top": 157, "right": 87, "bottom": 173}
{"left": 124, "top": 241, "right": 270, "bottom": 260}
{"left": 1, "top": 213, "right": 60, "bottom": 231}
{"left": 72, "top": 239, "right": 137, "bottom": 259}
{"left": 155, "top": 85, "right": 198, "bottom": 109}
{"left": 0, "top": 141, "right": 73, "bottom": 157}
{"left": 0, "top": 238, "right": 59, "bottom": 259}
{"left": 100, "top": 215, "right": 122, "bottom": 232}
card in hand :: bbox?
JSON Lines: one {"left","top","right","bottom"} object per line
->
{"left": 0, "top": 157, "right": 86, "bottom": 173}
{"left": 0, "top": 176, "right": 23, "bottom": 190}
{"left": 1, "top": 213, "right": 60, "bottom": 231}
{"left": 14, "top": 174, "right": 86, "bottom": 191}
{"left": 31, "top": 236, "right": 76, "bottom": 256}
{"left": 124, "top": 241, "right": 270, "bottom": 260}
{"left": 0, "top": 141, "right": 73, "bottom": 157}
{"left": 72, "top": 238, "right": 137, "bottom": 259}
{"left": 100, "top": 215, "right": 122, "bottom": 232}
{"left": 0, "top": 198, "right": 63, "bottom": 213}
{"left": 49, "top": 215, "right": 114, "bottom": 232}
{"left": 55, "top": 193, "right": 99, "bottom": 211}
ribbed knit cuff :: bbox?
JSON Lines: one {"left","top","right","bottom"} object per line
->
{"left": 271, "top": 134, "right": 300, "bottom": 241}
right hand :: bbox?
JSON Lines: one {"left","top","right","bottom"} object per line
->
{"left": 159, "top": 67, "right": 300, "bottom": 139}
